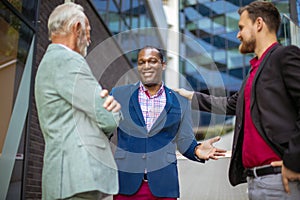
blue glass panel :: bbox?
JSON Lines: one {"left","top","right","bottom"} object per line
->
{"left": 93, "top": 0, "right": 107, "bottom": 11}
{"left": 121, "top": 0, "right": 131, "bottom": 12}
{"left": 219, "top": 31, "right": 240, "bottom": 45}
{"left": 298, "top": 0, "right": 300, "bottom": 25}
{"left": 132, "top": 0, "right": 139, "bottom": 7}
{"left": 184, "top": 7, "right": 202, "bottom": 21}
{"left": 194, "top": 3, "right": 212, "bottom": 16}
{"left": 108, "top": 0, "right": 118, "bottom": 12}
{"left": 203, "top": 1, "right": 238, "bottom": 15}
{"left": 226, "top": 12, "right": 239, "bottom": 32}
{"left": 213, "top": 49, "right": 226, "bottom": 65}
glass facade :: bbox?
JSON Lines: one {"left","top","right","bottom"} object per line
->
{"left": 297, "top": 0, "right": 300, "bottom": 25}
{"left": 180, "top": 0, "right": 291, "bottom": 92}
{"left": 0, "top": 0, "right": 36, "bottom": 155}
{"left": 179, "top": 0, "right": 292, "bottom": 126}
{"left": 0, "top": 0, "right": 37, "bottom": 199}
{"left": 92, "top": 0, "right": 163, "bottom": 66}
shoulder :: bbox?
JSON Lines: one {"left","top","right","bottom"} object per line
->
{"left": 165, "top": 87, "right": 189, "bottom": 107}
{"left": 112, "top": 83, "right": 136, "bottom": 92}
{"left": 111, "top": 83, "right": 138, "bottom": 99}
{"left": 272, "top": 45, "right": 300, "bottom": 65}
{"left": 273, "top": 45, "right": 300, "bottom": 56}
{"left": 166, "top": 87, "right": 188, "bottom": 100}
{"left": 46, "top": 44, "right": 86, "bottom": 64}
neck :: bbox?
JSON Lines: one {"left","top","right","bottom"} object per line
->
{"left": 255, "top": 33, "right": 277, "bottom": 59}
{"left": 51, "top": 33, "right": 76, "bottom": 52}
{"left": 143, "top": 82, "right": 162, "bottom": 96}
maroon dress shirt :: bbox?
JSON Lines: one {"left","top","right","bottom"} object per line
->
{"left": 242, "top": 43, "right": 281, "bottom": 168}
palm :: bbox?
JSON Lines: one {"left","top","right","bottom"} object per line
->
{"left": 195, "top": 136, "right": 226, "bottom": 160}
{"left": 199, "top": 142, "right": 216, "bottom": 158}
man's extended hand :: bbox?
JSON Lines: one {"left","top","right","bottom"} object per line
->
{"left": 195, "top": 136, "right": 227, "bottom": 160}
{"left": 271, "top": 161, "right": 300, "bottom": 194}
{"left": 173, "top": 88, "right": 194, "bottom": 100}
{"left": 100, "top": 89, "right": 121, "bottom": 112}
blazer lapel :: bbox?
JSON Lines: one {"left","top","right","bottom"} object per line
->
{"left": 130, "top": 83, "right": 147, "bottom": 129}
{"left": 148, "top": 87, "right": 173, "bottom": 135}
{"left": 251, "top": 44, "right": 279, "bottom": 110}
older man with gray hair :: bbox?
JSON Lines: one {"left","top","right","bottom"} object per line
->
{"left": 35, "top": 2, "right": 122, "bottom": 200}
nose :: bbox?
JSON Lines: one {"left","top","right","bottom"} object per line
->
{"left": 144, "top": 61, "right": 151, "bottom": 69}
{"left": 236, "top": 31, "right": 241, "bottom": 39}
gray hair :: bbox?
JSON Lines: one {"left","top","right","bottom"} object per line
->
{"left": 48, "top": 2, "right": 86, "bottom": 40}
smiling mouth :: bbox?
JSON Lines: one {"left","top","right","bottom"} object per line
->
{"left": 143, "top": 72, "right": 153, "bottom": 77}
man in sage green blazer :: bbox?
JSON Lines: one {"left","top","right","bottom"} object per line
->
{"left": 35, "top": 3, "right": 122, "bottom": 200}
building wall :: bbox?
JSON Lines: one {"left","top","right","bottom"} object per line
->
{"left": 24, "top": 1, "right": 60, "bottom": 199}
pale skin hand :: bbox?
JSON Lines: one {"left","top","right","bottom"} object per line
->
{"left": 100, "top": 89, "right": 121, "bottom": 112}
{"left": 173, "top": 88, "right": 194, "bottom": 100}
{"left": 195, "top": 136, "right": 227, "bottom": 160}
{"left": 271, "top": 160, "right": 300, "bottom": 194}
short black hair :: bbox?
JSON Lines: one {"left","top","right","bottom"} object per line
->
{"left": 138, "top": 46, "right": 165, "bottom": 63}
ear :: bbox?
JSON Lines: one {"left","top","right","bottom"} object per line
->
{"left": 72, "top": 22, "right": 82, "bottom": 37}
{"left": 162, "top": 62, "right": 167, "bottom": 71}
{"left": 256, "top": 17, "right": 264, "bottom": 32}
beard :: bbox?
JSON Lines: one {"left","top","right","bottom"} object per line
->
{"left": 143, "top": 82, "right": 160, "bottom": 88}
{"left": 77, "top": 30, "right": 89, "bottom": 57}
{"left": 239, "top": 37, "right": 256, "bottom": 54}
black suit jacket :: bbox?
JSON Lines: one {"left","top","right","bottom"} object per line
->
{"left": 191, "top": 44, "right": 300, "bottom": 186}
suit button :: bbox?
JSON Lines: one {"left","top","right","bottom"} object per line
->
{"left": 142, "top": 154, "right": 146, "bottom": 159}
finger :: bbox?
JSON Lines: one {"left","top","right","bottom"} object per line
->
{"left": 106, "top": 100, "right": 116, "bottom": 111}
{"left": 210, "top": 136, "right": 221, "bottom": 144}
{"left": 215, "top": 148, "right": 227, "bottom": 153}
{"left": 100, "top": 89, "right": 109, "bottom": 98}
{"left": 103, "top": 96, "right": 114, "bottom": 109}
{"left": 282, "top": 177, "right": 290, "bottom": 194}
{"left": 209, "top": 154, "right": 220, "bottom": 160}
{"left": 107, "top": 101, "right": 121, "bottom": 112}
{"left": 111, "top": 103, "right": 121, "bottom": 112}
{"left": 213, "top": 152, "right": 226, "bottom": 157}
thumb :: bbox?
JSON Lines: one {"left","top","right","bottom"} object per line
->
{"left": 210, "top": 136, "right": 221, "bottom": 144}
{"left": 270, "top": 161, "right": 283, "bottom": 167}
{"left": 282, "top": 176, "right": 290, "bottom": 194}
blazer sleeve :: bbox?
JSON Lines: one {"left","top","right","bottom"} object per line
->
{"left": 191, "top": 91, "right": 238, "bottom": 115}
{"left": 55, "top": 56, "right": 121, "bottom": 135}
{"left": 280, "top": 45, "right": 300, "bottom": 172}
{"left": 175, "top": 97, "right": 203, "bottom": 162}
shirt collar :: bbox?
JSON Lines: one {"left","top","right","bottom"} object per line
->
{"left": 250, "top": 42, "right": 278, "bottom": 68}
{"left": 139, "top": 82, "right": 165, "bottom": 98}
{"left": 55, "top": 43, "right": 73, "bottom": 52}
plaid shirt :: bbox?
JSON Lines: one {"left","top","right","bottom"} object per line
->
{"left": 138, "top": 82, "right": 166, "bottom": 131}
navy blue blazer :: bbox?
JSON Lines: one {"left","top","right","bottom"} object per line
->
{"left": 111, "top": 83, "right": 202, "bottom": 198}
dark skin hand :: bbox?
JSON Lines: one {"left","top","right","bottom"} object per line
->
{"left": 195, "top": 136, "right": 227, "bottom": 160}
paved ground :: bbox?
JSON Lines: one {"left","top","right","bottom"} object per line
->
{"left": 178, "top": 132, "right": 248, "bottom": 200}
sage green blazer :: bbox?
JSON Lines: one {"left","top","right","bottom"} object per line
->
{"left": 35, "top": 44, "right": 121, "bottom": 200}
